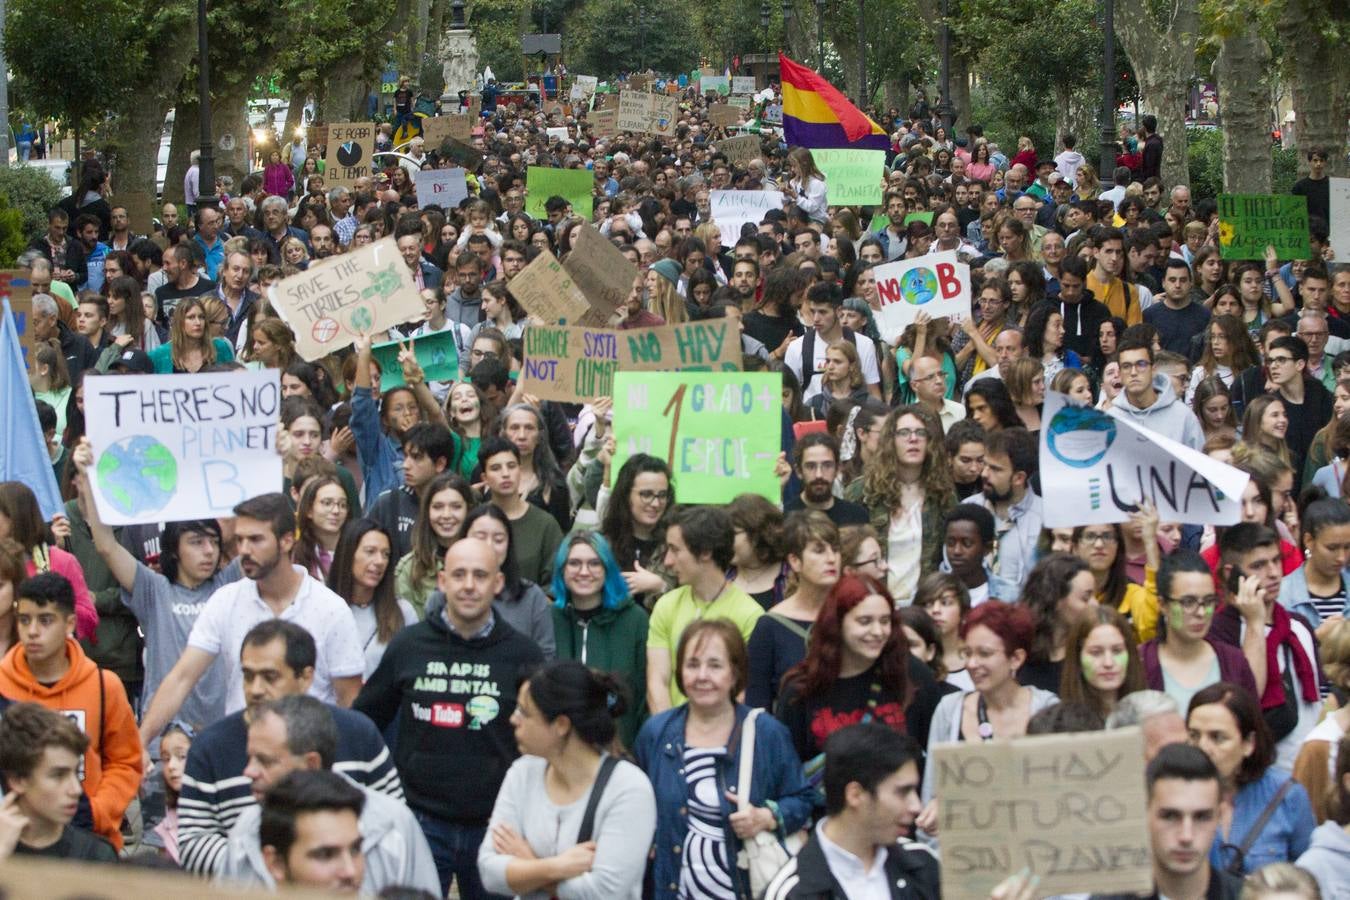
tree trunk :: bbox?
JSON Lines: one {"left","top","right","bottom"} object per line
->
{"left": 284, "top": 91, "right": 306, "bottom": 140}
{"left": 164, "top": 100, "right": 197, "bottom": 206}
{"left": 1277, "top": 0, "right": 1350, "bottom": 177}
{"left": 1213, "top": 26, "right": 1271, "bottom": 193}
{"left": 1113, "top": 0, "right": 1198, "bottom": 187}
{"left": 112, "top": 98, "right": 173, "bottom": 204}
{"left": 949, "top": 54, "right": 971, "bottom": 135}
{"left": 321, "top": 55, "right": 373, "bottom": 124}
{"left": 209, "top": 84, "right": 252, "bottom": 185}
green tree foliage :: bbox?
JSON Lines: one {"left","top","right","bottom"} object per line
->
{"left": 5, "top": 0, "right": 135, "bottom": 155}
{"left": 566, "top": 0, "right": 703, "bottom": 75}
{"left": 0, "top": 166, "right": 63, "bottom": 240}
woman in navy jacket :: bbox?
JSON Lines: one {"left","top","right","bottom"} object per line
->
{"left": 635, "top": 619, "right": 814, "bottom": 900}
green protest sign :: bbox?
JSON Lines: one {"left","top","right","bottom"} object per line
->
{"left": 1217, "top": 194, "right": 1310, "bottom": 260}
{"left": 525, "top": 167, "right": 594, "bottom": 220}
{"left": 612, "top": 371, "right": 780, "bottom": 504}
{"left": 371, "top": 329, "right": 460, "bottom": 392}
{"left": 870, "top": 214, "right": 891, "bottom": 233}
{"left": 815, "top": 149, "right": 885, "bottom": 205}
{"left": 903, "top": 211, "right": 934, "bottom": 226}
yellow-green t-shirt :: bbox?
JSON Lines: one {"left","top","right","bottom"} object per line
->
{"left": 647, "top": 583, "right": 764, "bottom": 706}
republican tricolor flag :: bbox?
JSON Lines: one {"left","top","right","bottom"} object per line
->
{"left": 779, "top": 53, "right": 888, "bottom": 150}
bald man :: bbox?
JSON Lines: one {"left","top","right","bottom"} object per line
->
{"left": 353, "top": 538, "right": 544, "bottom": 899}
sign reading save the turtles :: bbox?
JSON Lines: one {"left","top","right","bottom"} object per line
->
{"left": 85, "top": 371, "right": 283, "bottom": 526}
{"left": 872, "top": 250, "right": 971, "bottom": 338}
{"left": 268, "top": 236, "right": 425, "bottom": 361}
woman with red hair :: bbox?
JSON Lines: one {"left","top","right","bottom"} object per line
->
{"left": 921, "top": 601, "right": 1059, "bottom": 803}
{"left": 774, "top": 574, "right": 916, "bottom": 766}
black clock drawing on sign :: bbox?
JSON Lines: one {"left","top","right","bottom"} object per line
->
{"left": 336, "top": 141, "right": 364, "bottom": 167}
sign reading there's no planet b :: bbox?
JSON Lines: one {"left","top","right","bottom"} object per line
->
{"left": 872, "top": 251, "right": 971, "bottom": 338}
{"left": 1039, "top": 390, "right": 1247, "bottom": 528}
{"left": 268, "top": 236, "right": 424, "bottom": 361}
{"left": 85, "top": 371, "right": 282, "bottom": 526}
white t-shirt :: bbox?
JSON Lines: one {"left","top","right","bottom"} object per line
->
{"left": 1237, "top": 616, "right": 1322, "bottom": 773}
{"left": 785, "top": 329, "right": 880, "bottom": 403}
{"left": 187, "top": 565, "right": 366, "bottom": 714}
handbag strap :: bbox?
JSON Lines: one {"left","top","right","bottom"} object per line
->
{"left": 1236, "top": 778, "right": 1294, "bottom": 859}
{"left": 736, "top": 709, "right": 760, "bottom": 813}
{"left": 575, "top": 755, "right": 620, "bottom": 844}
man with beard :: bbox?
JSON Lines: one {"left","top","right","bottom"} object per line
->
{"left": 309, "top": 223, "right": 337, "bottom": 261}
{"left": 137, "top": 494, "right": 365, "bottom": 757}
{"left": 73, "top": 213, "right": 109, "bottom": 292}
{"left": 978, "top": 427, "right": 1042, "bottom": 598}
{"left": 783, "top": 433, "right": 869, "bottom": 526}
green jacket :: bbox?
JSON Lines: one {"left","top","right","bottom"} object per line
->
{"left": 551, "top": 597, "right": 650, "bottom": 748}
{"left": 394, "top": 552, "right": 439, "bottom": 620}
{"left": 64, "top": 499, "right": 143, "bottom": 683}
{"left": 844, "top": 478, "right": 955, "bottom": 590}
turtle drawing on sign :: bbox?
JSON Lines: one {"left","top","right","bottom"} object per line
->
{"left": 361, "top": 264, "right": 403, "bottom": 300}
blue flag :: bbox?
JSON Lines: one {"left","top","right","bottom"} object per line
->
{"left": 0, "top": 297, "right": 64, "bottom": 520}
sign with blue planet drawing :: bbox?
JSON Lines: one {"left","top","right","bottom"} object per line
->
{"left": 85, "top": 371, "right": 283, "bottom": 525}
{"left": 1039, "top": 390, "right": 1248, "bottom": 527}
{"left": 873, "top": 250, "right": 971, "bottom": 337}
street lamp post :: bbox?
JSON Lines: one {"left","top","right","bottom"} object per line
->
{"left": 857, "top": 0, "right": 866, "bottom": 106}
{"left": 197, "top": 0, "right": 215, "bottom": 209}
{"left": 761, "top": 1, "right": 771, "bottom": 53}
{"left": 936, "top": 0, "right": 954, "bottom": 133}
{"left": 816, "top": 0, "right": 825, "bottom": 71}
{"left": 782, "top": 0, "right": 792, "bottom": 50}
{"left": 1098, "top": 0, "right": 1116, "bottom": 189}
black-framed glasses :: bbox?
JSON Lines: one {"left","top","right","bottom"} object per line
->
{"left": 1163, "top": 595, "right": 1218, "bottom": 613}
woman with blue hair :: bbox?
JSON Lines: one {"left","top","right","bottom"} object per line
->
{"left": 551, "top": 530, "right": 650, "bottom": 747}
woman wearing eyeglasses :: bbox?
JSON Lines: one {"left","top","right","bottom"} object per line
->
{"left": 550, "top": 531, "right": 650, "bottom": 748}
{"left": 1139, "top": 550, "right": 1258, "bottom": 713}
{"left": 1188, "top": 682, "right": 1315, "bottom": 875}
{"left": 845, "top": 405, "right": 955, "bottom": 604}
{"left": 599, "top": 454, "right": 676, "bottom": 609}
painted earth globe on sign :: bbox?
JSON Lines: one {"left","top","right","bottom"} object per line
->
{"left": 900, "top": 267, "right": 939, "bottom": 305}
{"left": 96, "top": 435, "right": 179, "bottom": 517}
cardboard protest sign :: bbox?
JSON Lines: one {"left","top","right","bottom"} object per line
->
{"left": 710, "top": 189, "right": 784, "bottom": 247}
{"left": 620, "top": 320, "right": 743, "bottom": 372}
{"left": 589, "top": 108, "right": 618, "bottom": 137}
{"left": 815, "top": 149, "right": 885, "bottom": 205}
{"left": 873, "top": 251, "right": 971, "bottom": 337}
{"left": 269, "top": 236, "right": 424, "bottom": 361}
{"left": 628, "top": 74, "right": 652, "bottom": 91}
{"left": 438, "top": 137, "right": 484, "bottom": 171}
{"left": 562, "top": 223, "right": 636, "bottom": 319}
{"left": 1039, "top": 389, "right": 1248, "bottom": 528}
{"left": 525, "top": 166, "right": 593, "bottom": 220}
{"left": 1330, "top": 178, "right": 1350, "bottom": 264}
{"left": 616, "top": 92, "right": 677, "bottom": 135}
{"left": 933, "top": 728, "right": 1152, "bottom": 900}
{"left": 708, "top": 104, "right": 742, "bottom": 129}
{"left": 613, "top": 371, "right": 780, "bottom": 504}
{"left": 1218, "top": 193, "right": 1310, "bottom": 260}
{"left": 521, "top": 325, "right": 620, "bottom": 403}
{"left": 509, "top": 249, "right": 591, "bottom": 324}
{"left": 0, "top": 271, "right": 34, "bottom": 368}
{"left": 718, "top": 134, "right": 763, "bottom": 168}
{"left": 371, "top": 329, "right": 460, "bottom": 392}
{"left": 414, "top": 168, "right": 469, "bottom": 210}
{"left": 322, "top": 122, "right": 376, "bottom": 187}
{"left": 85, "top": 371, "right": 282, "bottom": 526}
{"left": 1, "top": 855, "right": 337, "bottom": 900}
{"left": 421, "top": 114, "right": 473, "bottom": 146}
{"left": 595, "top": 92, "right": 620, "bottom": 111}
{"left": 731, "top": 76, "right": 756, "bottom": 95}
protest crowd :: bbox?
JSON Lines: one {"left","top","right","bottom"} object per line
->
{"left": 3, "top": 55, "right": 1350, "bottom": 900}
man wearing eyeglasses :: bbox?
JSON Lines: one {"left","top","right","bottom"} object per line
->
{"left": 1262, "top": 335, "right": 1332, "bottom": 493}
{"left": 910, "top": 353, "right": 964, "bottom": 433}
{"left": 1111, "top": 340, "right": 1205, "bottom": 451}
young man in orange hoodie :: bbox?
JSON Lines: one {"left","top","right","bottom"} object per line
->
{"left": 0, "top": 573, "right": 142, "bottom": 850}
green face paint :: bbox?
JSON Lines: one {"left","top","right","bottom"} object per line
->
{"left": 1167, "top": 604, "right": 1188, "bottom": 632}
{"left": 1113, "top": 651, "right": 1129, "bottom": 671}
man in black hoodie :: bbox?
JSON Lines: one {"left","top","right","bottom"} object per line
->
{"left": 353, "top": 538, "right": 543, "bottom": 900}
{"left": 1054, "top": 256, "right": 1112, "bottom": 363}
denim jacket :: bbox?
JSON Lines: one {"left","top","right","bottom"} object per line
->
{"left": 634, "top": 703, "right": 815, "bottom": 900}
{"left": 1277, "top": 563, "right": 1350, "bottom": 628}
{"left": 351, "top": 385, "right": 403, "bottom": 505}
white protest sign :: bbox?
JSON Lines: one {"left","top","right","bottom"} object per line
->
{"left": 546, "top": 126, "right": 571, "bottom": 143}
{"left": 85, "top": 371, "right": 282, "bottom": 526}
{"left": 710, "top": 189, "right": 785, "bottom": 249}
{"left": 570, "top": 75, "right": 598, "bottom": 101}
{"left": 1039, "top": 389, "right": 1248, "bottom": 528}
{"left": 873, "top": 250, "right": 971, "bottom": 337}
{"left": 730, "top": 76, "right": 756, "bottom": 95}
{"left": 268, "top": 236, "right": 424, "bottom": 361}
{"left": 414, "top": 168, "right": 469, "bottom": 210}
{"left": 1329, "top": 177, "right": 1350, "bottom": 264}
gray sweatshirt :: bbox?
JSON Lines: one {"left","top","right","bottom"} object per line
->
{"left": 1112, "top": 373, "right": 1206, "bottom": 451}
{"left": 1295, "top": 821, "right": 1350, "bottom": 900}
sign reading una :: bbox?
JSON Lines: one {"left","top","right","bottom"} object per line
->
{"left": 85, "top": 371, "right": 282, "bottom": 525}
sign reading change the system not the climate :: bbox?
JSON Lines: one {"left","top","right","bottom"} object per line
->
{"left": 85, "top": 371, "right": 282, "bottom": 526}
{"left": 268, "top": 236, "right": 424, "bottom": 361}
{"left": 612, "top": 371, "right": 779, "bottom": 504}
{"left": 872, "top": 251, "right": 972, "bottom": 337}
{"left": 1039, "top": 389, "right": 1248, "bottom": 528}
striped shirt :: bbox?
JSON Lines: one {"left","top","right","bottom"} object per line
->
{"left": 177, "top": 706, "right": 401, "bottom": 875}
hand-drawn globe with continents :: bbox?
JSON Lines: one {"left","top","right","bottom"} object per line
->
{"left": 900, "top": 266, "right": 938, "bottom": 305}
{"left": 96, "top": 436, "right": 179, "bottom": 517}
